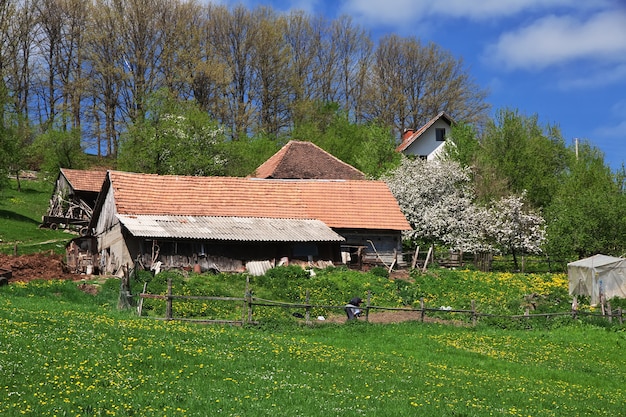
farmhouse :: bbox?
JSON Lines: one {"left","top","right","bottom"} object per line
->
{"left": 396, "top": 111, "right": 454, "bottom": 160}
{"left": 42, "top": 168, "right": 107, "bottom": 233}
{"left": 251, "top": 140, "right": 366, "bottom": 180}
{"left": 88, "top": 171, "right": 410, "bottom": 276}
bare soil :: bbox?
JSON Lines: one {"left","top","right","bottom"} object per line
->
{"left": 0, "top": 252, "right": 81, "bottom": 283}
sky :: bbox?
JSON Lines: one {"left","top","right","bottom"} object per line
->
{"left": 216, "top": 0, "right": 626, "bottom": 170}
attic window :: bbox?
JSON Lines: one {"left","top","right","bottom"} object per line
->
{"left": 435, "top": 128, "right": 446, "bottom": 141}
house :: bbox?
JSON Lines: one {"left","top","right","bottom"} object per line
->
{"left": 251, "top": 140, "right": 367, "bottom": 180}
{"left": 396, "top": 112, "right": 454, "bottom": 160}
{"left": 88, "top": 171, "right": 411, "bottom": 276}
{"left": 42, "top": 168, "right": 108, "bottom": 233}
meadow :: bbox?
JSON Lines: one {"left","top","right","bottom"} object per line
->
{"left": 1, "top": 279, "right": 625, "bottom": 417}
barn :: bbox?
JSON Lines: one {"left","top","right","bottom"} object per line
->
{"left": 88, "top": 171, "right": 410, "bottom": 276}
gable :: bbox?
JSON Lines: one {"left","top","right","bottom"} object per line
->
{"left": 396, "top": 112, "right": 454, "bottom": 157}
{"left": 60, "top": 168, "right": 107, "bottom": 193}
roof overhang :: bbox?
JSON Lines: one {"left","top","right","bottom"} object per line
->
{"left": 116, "top": 215, "right": 345, "bottom": 242}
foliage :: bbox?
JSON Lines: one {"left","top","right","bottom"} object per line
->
{"left": 117, "top": 89, "right": 230, "bottom": 176}
{"left": 29, "top": 126, "right": 87, "bottom": 177}
{"left": 292, "top": 102, "right": 400, "bottom": 178}
{"left": 545, "top": 140, "right": 626, "bottom": 259}
{"left": 2, "top": 280, "right": 626, "bottom": 416}
{"left": 224, "top": 134, "right": 280, "bottom": 177}
{"left": 474, "top": 108, "right": 569, "bottom": 208}
{"left": 441, "top": 121, "right": 481, "bottom": 169}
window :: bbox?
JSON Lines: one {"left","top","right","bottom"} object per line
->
{"left": 435, "top": 128, "right": 446, "bottom": 141}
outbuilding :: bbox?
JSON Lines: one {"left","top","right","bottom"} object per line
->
{"left": 568, "top": 254, "right": 626, "bottom": 305}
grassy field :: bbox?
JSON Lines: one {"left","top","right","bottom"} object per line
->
{"left": 1, "top": 280, "right": 625, "bottom": 417}
{"left": 0, "top": 176, "right": 70, "bottom": 255}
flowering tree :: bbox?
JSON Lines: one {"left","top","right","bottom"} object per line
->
{"left": 383, "top": 156, "right": 489, "bottom": 252}
{"left": 484, "top": 192, "right": 546, "bottom": 269}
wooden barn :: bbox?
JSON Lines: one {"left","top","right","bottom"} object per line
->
{"left": 88, "top": 171, "right": 410, "bottom": 276}
{"left": 42, "top": 168, "right": 107, "bottom": 233}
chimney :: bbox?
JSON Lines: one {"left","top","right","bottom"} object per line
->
{"left": 401, "top": 128, "right": 415, "bottom": 142}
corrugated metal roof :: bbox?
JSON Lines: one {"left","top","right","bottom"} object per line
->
{"left": 116, "top": 215, "right": 345, "bottom": 242}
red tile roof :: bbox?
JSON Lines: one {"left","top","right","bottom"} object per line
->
{"left": 106, "top": 171, "right": 410, "bottom": 231}
{"left": 252, "top": 140, "right": 366, "bottom": 180}
{"left": 396, "top": 111, "right": 454, "bottom": 153}
{"left": 61, "top": 168, "right": 108, "bottom": 193}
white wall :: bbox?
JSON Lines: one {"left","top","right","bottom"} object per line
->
{"left": 402, "top": 119, "right": 450, "bottom": 160}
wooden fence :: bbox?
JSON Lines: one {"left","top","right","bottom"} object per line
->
{"left": 134, "top": 279, "right": 624, "bottom": 326}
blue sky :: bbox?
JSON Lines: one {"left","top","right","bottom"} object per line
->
{"left": 216, "top": 0, "right": 626, "bottom": 170}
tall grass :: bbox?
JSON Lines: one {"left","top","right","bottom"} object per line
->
{"left": 1, "top": 280, "right": 625, "bottom": 417}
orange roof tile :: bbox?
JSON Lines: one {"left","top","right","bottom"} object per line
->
{"left": 396, "top": 111, "right": 454, "bottom": 153}
{"left": 252, "top": 140, "right": 366, "bottom": 180}
{"left": 106, "top": 171, "right": 410, "bottom": 231}
{"left": 61, "top": 168, "right": 107, "bottom": 193}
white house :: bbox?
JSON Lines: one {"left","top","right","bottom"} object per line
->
{"left": 396, "top": 112, "right": 454, "bottom": 160}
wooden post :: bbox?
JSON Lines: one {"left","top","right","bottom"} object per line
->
{"left": 247, "top": 276, "right": 253, "bottom": 324}
{"left": 118, "top": 264, "right": 132, "bottom": 310}
{"left": 618, "top": 307, "right": 623, "bottom": 325}
{"left": 411, "top": 246, "right": 420, "bottom": 269}
{"left": 305, "top": 290, "right": 311, "bottom": 325}
{"left": 166, "top": 279, "right": 173, "bottom": 320}
{"left": 607, "top": 301, "right": 613, "bottom": 323}
{"left": 422, "top": 246, "right": 433, "bottom": 273}
{"left": 13, "top": 244, "right": 18, "bottom": 256}
{"left": 365, "top": 290, "right": 371, "bottom": 322}
{"left": 471, "top": 300, "right": 477, "bottom": 326}
{"left": 571, "top": 297, "right": 578, "bottom": 320}
{"left": 137, "top": 282, "right": 148, "bottom": 316}
{"left": 420, "top": 297, "right": 425, "bottom": 322}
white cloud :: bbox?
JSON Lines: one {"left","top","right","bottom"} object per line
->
{"left": 339, "top": 0, "right": 606, "bottom": 26}
{"left": 557, "top": 64, "right": 626, "bottom": 90}
{"left": 486, "top": 11, "right": 626, "bottom": 71}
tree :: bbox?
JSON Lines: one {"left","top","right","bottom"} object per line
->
{"left": 474, "top": 108, "right": 569, "bottom": 208}
{"left": 383, "top": 156, "right": 487, "bottom": 252}
{"left": 484, "top": 192, "right": 546, "bottom": 270}
{"left": 117, "top": 89, "right": 229, "bottom": 176}
{"left": 30, "top": 124, "right": 87, "bottom": 177}
{"left": 363, "top": 35, "right": 489, "bottom": 135}
{"left": 545, "top": 140, "right": 626, "bottom": 260}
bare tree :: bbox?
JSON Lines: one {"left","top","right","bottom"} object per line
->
{"left": 364, "top": 35, "right": 489, "bottom": 135}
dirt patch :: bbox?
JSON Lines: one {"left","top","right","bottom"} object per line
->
{"left": 0, "top": 253, "right": 82, "bottom": 283}
{"left": 318, "top": 309, "right": 468, "bottom": 326}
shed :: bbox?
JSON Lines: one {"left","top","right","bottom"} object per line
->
{"left": 568, "top": 254, "right": 626, "bottom": 305}
{"left": 42, "top": 168, "right": 107, "bottom": 233}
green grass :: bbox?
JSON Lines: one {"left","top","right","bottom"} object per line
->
{"left": 0, "top": 177, "right": 71, "bottom": 255}
{"left": 1, "top": 281, "right": 625, "bottom": 417}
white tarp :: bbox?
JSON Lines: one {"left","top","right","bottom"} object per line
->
{"left": 568, "top": 254, "right": 626, "bottom": 305}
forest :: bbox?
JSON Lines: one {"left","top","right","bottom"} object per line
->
{"left": 0, "top": 0, "right": 624, "bottom": 262}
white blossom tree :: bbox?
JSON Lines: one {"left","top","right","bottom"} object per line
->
{"left": 484, "top": 191, "right": 546, "bottom": 269}
{"left": 383, "top": 156, "right": 489, "bottom": 252}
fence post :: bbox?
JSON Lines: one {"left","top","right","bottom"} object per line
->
{"left": 607, "top": 301, "right": 613, "bottom": 323}
{"left": 166, "top": 279, "right": 173, "bottom": 321}
{"left": 618, "top": 307, "right": 623, "bottom": 325}
{"left": 471, "top": 300, "right": 477, "bottom": 326}
{"left": 245, "top": 275, "right": 253, "bottom": 325}
{"left": 305, "top": 290, "right": 311, "bottom": 325}
{"left": 137, "top": 282, "right": 148, "bottom": 316}
{"left": 365, "top": 291, "right": 371, "bottom": 322}
{"left": 420, "top": 297, "right": 425, "bottom": 322}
